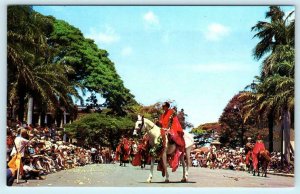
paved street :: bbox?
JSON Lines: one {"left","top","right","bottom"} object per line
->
{"left": 13, "top": 163, "right": 294, "bottom": 187}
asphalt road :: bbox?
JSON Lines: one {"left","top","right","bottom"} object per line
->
{"left": 13, "top": 163, "right": 294, "bottom": 187}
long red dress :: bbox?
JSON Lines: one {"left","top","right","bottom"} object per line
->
{"left": 159, "top": 109, "right": 185, "bottom": 147}
{"left": 252, "top": 141, "right": 266, "bottom": 170}
{"left": 159, "top": 108, "right": 185, "bottom": 172}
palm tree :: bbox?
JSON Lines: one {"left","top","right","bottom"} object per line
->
{"left": 252, "top": 6, "right": 294, "bottom": 61}
{"left": 241, "top": 6, "right": 295, "bottom": 163}
{"left": 7, "top": 6, "right": 49, "bottom": 122}
{"left": 7, "top": 6, "right": 80, "bottom": 123}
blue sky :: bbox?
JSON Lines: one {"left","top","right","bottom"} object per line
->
{"left": 33, "top": 5, "right": 294, "bottom": 127}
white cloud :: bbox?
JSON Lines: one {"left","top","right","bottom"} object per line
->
{"left": 204, "top": 23, "right": 230, "bottom": 41}
{"left": 143, "top": 11, "right": 159, "bottom": 25}
{"left": 143, "top": 11, "right": 160, "bottom": 30}
{"left": 121, "top": 46, "right": 133, "bottom": 56}
{"left": 86, "top": 27, "right": 120, "bottom": 45}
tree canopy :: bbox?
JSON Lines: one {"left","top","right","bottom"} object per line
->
{"left": 64, "top": 113, "right": 134, "bottom": 148}
{"left": 48, "top": 19, "right": 137, "bottom": 115}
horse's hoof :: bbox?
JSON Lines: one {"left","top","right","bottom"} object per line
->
{"left": 165, "top": 179, "right": 170, "bottom": 183}
{"left": 181, "top": 178, "right": 187, "bottom": 183}
{"left": 147, "top": 177, "right": 152, "bottom": 183}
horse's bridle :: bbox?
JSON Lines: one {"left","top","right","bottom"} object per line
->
{"left": 139, "top": 116, "right": 144, "bottom": 132}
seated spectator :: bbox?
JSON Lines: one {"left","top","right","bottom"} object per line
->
{"left": 7, "top": 168, "right": 16, "bottom": 186}
{"left": 23, "top": 157, "right": 45, "bottom": 180}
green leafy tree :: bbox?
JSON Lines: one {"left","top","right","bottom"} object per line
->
{"left": 48, "top": 19, "right": 137, "bottom": 115}
{"left": 64, "top": 113, "right": 134, "bottom": 148}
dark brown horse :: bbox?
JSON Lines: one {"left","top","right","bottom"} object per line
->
{"left": 253, "top": 149, "right": 271, "bottom": 177}
{"left": 246, "top": 150, "right": 253, "bottom": 173}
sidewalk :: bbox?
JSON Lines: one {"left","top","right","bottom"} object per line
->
{"left": 268, "top": 171, "right": 294, "bottom": 177}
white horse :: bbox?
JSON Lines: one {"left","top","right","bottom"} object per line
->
{"left": 133, "top": 115, "right": 194, "bottom": 183}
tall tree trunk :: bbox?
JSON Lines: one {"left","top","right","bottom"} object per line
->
{"left": 27, "top": 96, "right": 33, "bottom": 125}
{"left": 282, "top": 108, "right": 291, "bottom": 164}
{"left": 268, "top": 112, "right": 274, "bottom": 152}
{"left": 240, "top": 122, "right": 244, "bottom": 146}
{"left": 17, "top": 91, "right": 26, "bottom": 123}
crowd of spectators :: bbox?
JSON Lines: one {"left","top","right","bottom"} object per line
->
{"left": 190, "top": 146, "right": 288, "bottom": 173}
{"left": 191, "top": 146, "right": 247, "bottom": 170}
{"left": 6, "top": 120, "right": 293, "bottom": 185}
{"left": 6, "top": 121, "right": 115, "bottom": 186}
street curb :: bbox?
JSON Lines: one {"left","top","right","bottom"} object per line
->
{"left": 268, "top": 172, "right": 294, "bottom": 177}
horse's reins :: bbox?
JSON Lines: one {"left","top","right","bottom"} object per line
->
{"left": 138, "top": 116, "right": 144, "bottom": 132}
{"left": 138, "top": 117, "right": 156, "bottom": 132}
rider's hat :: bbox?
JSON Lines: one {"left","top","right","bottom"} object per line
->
{"left": 162, "top": 102, "right": 170, "bottom": 108}
{"left": 257, "top": 134, "right": 263, "bottom": 140}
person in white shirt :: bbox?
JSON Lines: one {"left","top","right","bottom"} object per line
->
{"left": 10, "top": 128, "right": 29, "bottom": 157}
{"left": 23, "top": 157, "right": 44, "bottom": 180}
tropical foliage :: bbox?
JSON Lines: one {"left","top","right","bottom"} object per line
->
{"left": 64, "top": 113, "right": 135, "bottom": 148}
{"left": 7, "top": 5, "right": 137, "bottom": 126}
{"left": 7, "top": 6, "right": 79, "bottom": 122}
{"left": 7, "top": 5, "right": 140, "bottom": 152}
{"left": 218, "top": 93, "right": 264, "bottom": 148}
{"left": 239, "top": 6, "right": 294, "bottom": 164}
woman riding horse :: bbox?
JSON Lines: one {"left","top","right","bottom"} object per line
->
{"left": 252, "top": 134, "right": 270, "bottom": 176}
{"left": 133, "top": 115, "right": 194, "bottom": 183}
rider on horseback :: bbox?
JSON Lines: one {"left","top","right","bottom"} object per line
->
{"left": 252, "top": 134, "right": 266, "bottom": 173}
{"left": 157, "top": 102, "right": 186, "bottom": 172}
{"left": 158, "top": 102, "right": 185, "bottom": 151}
{"left": 245, "top": 137, "right": 254, "bottom": 171}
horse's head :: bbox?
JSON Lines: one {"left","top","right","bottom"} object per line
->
{"left": 133, "top": 115, "right": 144, "bottom": 137}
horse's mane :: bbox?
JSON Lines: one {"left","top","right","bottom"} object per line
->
{"left": 143, "top": 118, "right": 157, "bottom": 127}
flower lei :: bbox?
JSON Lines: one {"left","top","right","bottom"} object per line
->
{"left": 149, "top": 136, "right": 164, "bottom": 158}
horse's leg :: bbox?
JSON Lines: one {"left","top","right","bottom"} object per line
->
{"left": 162, "top": 151, "right": 169, "bottom": 183}
{"left": 263, "top": 161, "right": 267, "bottom": 177}
{"left": 184, "top": 146, "right": 191, "bottom": 181}
{"left": 119, "top": 154, "right": 122, "bottom": 166}
{"left": 253, "top": 162, "right": 256, "bottom": 176}
{"left": 147, "top": 157, "right": 155, "bottom": 183}
{"left": 181, "top": 153, "right": 187, "bottom": 182}
{"left": 257, "top": 161, "right": 260, "bottom": 176}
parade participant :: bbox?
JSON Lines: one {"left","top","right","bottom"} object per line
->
{"left": 252, "top": 134, "right": 266, "bottom": 172}
{"left": 245, "top": 137, "right": 253, "bottom": 170}
{"left": 158, "top": 102, "right": 185, "bottom": 172}
{"left": 177, "top": 108, "right": 186, "bottom": 129}
{"left": 207, "top": 146, "right": 217, "bottom": 169}
{"left": 158, "top": 102, "right": 185, "bottom": 150}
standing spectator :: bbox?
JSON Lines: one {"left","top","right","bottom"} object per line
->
{"left": 10, "top": 128, "right": 31, "bottom": 158}
{"left": 91, "top": 147, "right": 97, "bottom": 163}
